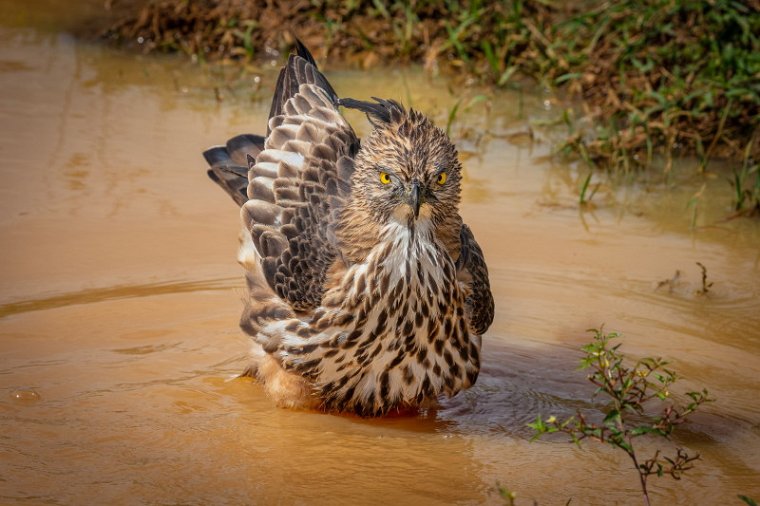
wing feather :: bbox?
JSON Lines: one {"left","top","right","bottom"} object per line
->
{"left": 457, "top": 224, "right": 494, "bottom": 335}
{"left": 242, "top": 46, "right": 358, "bottom": 311}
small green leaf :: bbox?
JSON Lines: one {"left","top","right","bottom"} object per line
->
{"left": 555, "top": 72, "right": 583, "bottom": 84}
{"left": 498, "top": 66, "right": 518, "bottom": 86}
{"left": 445, "top": 99, "right": 461, "bottom": 137}
{"left": 614, "top": 439, "right": 634, "bottom": 453}
{"left": 527, "top": 415, "right": 546, "bottom": 437}
{"left": 603, "top": 409, "right": 621, "bottom": 426}
{"left": 630, "top": 426, "right": 654, "bottom": 436}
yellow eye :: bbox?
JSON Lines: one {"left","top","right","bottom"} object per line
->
{"left": 437, "top": 172, "right": 448, "bottom": 185}
{"left": 379, "top": 172, "right": 391, "bottom": 184}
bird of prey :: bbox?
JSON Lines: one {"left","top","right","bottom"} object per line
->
{"left": 203, "top": 40, "right": 493, "bottom": 416}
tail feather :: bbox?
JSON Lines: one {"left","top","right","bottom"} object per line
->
{"left": 202, "top": 134, "right": 265, "bottom": 206}
{"left": 203, "top": 145, "right": 233, "bottom": 166}
{"left": 227, "top": 133, "right": 265, "bottom": 166}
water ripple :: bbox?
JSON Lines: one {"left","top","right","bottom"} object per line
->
{"left": 0, "top": 277, "right": 240, "bottom": 319}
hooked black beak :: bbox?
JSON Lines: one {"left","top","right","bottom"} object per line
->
{"left": 410, "top": 180, "right": 422, "bottom": 219}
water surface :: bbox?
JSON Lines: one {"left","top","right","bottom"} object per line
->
{"left": 1, "top": 2, "right": 759, "bottom": 504}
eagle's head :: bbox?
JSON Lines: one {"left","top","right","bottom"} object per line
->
{"left": 341, "top": 98, "right": 462, "bottom": 227}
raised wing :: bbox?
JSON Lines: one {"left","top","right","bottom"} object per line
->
{"left": 241, "top": 41, "right": 359, "bottom": 311}
{"left": 457, "top": 224, "right": 494, "bottom": 335}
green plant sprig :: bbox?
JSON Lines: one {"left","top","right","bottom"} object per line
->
{"left": 529, "top": 328, "right": 713, "bottom": 506}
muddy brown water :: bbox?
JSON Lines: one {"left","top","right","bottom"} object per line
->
{"left": 1, "top": 2, "right": 759, "bottom": 505}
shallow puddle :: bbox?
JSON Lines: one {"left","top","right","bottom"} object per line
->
{"left": 1, "top": 2, "right": 759, "bottom": 504}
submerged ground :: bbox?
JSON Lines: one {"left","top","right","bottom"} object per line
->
{"left": 1, "top": 2, "right": 759, "bottom": 504}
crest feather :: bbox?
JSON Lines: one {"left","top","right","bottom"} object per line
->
{"left": 339, "top": 97, "right": 405, "bottom": 127}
